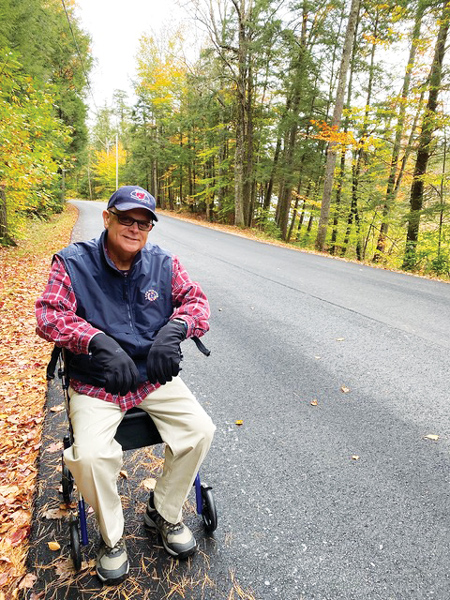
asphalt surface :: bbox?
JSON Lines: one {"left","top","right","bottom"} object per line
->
{"left": 26, "top": 200, "right": 450, "bottom": 599}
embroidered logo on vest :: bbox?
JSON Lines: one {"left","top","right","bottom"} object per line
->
{"left": 145, "top": 289, "right": 159, "bottom": 301}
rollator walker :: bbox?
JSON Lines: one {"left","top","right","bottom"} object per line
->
{"left": 47, "top": 342, "right": 218, "bottom": 571}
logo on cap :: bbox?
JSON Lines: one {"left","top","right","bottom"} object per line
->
{"left": 131, "top": 189, "right": 149, "bottom": 203}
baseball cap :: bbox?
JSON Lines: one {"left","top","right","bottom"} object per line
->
{"left": 107, "top": 186, "right": 158, "bottom": 221}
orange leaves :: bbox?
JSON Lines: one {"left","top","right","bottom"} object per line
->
{"left": 310, "top": 120, "right": 357, "bottom": 147}
{"left": 0, "top": 207, "right": 76, "bottom": 593}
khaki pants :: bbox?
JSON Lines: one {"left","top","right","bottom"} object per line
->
{"left": 63, "top": 377, "right": 215, "bottom": 547}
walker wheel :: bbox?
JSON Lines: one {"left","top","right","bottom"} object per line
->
{"left": 62, "top": 459, "right": 73, "bottom": 504}
{"left": 200, "top": 483, "right": 217, "bottom": 532}
{"left": 69, "top": 515, "right": 82, "bottom": 571}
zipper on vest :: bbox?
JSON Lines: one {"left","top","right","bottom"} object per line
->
{"left": 123, "top": 276, "right": 135, "bottom": 333}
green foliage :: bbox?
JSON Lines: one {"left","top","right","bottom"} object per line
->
{"left": 0, "top": 48, "right": 71, "bottom": 240}
{"left": 0, "top": 0, "right": 92, "bottom": 240}
{"left": 78, "top": 0, "right": 450, "bottom": 279}
{"left": 254, "top": 207, "right": 282, "bottom": 239}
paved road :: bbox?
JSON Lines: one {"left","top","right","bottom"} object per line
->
{"left": 27, "top": 201, "right": 450, "bottom": 599}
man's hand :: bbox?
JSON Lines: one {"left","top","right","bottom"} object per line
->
{"left": 146, "top": 320, "right": 187, "bottom": 386}
{"left": 89, "top": 334, "right": 139, "bottom": 396}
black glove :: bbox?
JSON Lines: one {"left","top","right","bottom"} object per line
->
{"left": 146, "top": 320, "right": 187, "bottom": 385}
{"left": 89, "top": 334, "right": 139, "bottom": 396}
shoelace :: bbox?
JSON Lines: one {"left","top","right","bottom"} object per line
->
{"left": 108, "top": 540, "right": 125, "bottom": 555}
{"left": 154, "top": 512, "right": 183, "bottom": 533}
{"left": 165, "top": 521, "right": 183, "bottom": 533}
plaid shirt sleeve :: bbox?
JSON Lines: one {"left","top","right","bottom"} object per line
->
{"left": 35, "top": 255, "right": 102, "bottom": 355}
{"left": 170, "top": 255, "right": 210, "bottom": 338}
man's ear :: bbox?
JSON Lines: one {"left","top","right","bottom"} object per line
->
{"left": 102, "top": 210, "right": 110, "bottom": 229}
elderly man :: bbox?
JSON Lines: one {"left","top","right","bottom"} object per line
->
{"left": 36, "top": 186, "right": 215, "bottom": 584}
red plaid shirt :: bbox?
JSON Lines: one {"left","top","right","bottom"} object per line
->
{"left": 36, "top": 253, "right": 210, "bottom": 411}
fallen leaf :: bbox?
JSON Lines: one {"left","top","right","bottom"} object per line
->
{"left": 48, "top": 541, "right": 61, "bottom": 551}
{"left": 9, "top": 526, "right": 29, "bottom": 547}
{"left": 46, "top": 441, "right": 63, "bottom": 454}
{"left": 54, "top": 557, "right": 76, "bottom": 578}
{"left": 310, "top": 399, "right": 318, "bottom": 406}
{"left": 18, "top": 573, "right": 37, "bottom": 589}
{"left": 341, "top": 386, "right": 350, "bottom": 393}
{"left": 42, "top": 507, "right": 68, "bottom": 520}
{"left": 336, "top": 337, "right": 345, "bottom": 341}
{"left": 50, "top": 404, "right": 65, "bottom": 413}
{"left": 235, "top": 420, "right": 244, "bottom": 426}
{"left": 141, "top": 477, "right": 157, "bottom": 491}
{"left": 119, "top": 470, "right": 128, "bottom": 479}
{"left": 424, "top": 434, "right": 439, "bottom": 441}
{"left": 351, "top": 455, "right": 360, "bottom": 460}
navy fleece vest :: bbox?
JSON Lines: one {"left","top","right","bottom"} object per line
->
{"left": 56, "top": 230, "right": 173, "bottom": 386}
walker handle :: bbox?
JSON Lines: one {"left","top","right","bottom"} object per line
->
{"left": 192, "top": 336, "right": 211, "bottom": 357}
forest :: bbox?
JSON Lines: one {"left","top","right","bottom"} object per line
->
{"left": 2, "top": 0, "right": 450, "bottom": 276}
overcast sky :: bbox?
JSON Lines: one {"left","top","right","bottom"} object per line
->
{"left": 74, "top": 0, "right": 198, "bottom": 118}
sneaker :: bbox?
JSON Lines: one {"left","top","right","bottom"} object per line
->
{"left": 144, "top": 492, "right": 197, "bottom": 559}
{"left": 96, "top": 537, "right": 129, "bottom": 584}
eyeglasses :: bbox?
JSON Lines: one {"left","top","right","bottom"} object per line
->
{"left": 108, "top": 210, "right": 154, "bottom": 231}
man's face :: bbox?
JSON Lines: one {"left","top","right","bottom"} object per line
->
{"left": 103, "top": 207, "right": 152, "bottom": 261}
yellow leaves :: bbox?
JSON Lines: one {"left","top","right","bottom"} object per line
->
{"left": 362, "top": 33, "right": 390, "bottom": 47}
{"left": 136, "top": 31, "right": 187, "bottom": 109}
{"left": 93, "top": 141, "right": 126, "bottom": 195}
{"left": 424, "top": 434, "right": 439, "bottom": 442}
{"left": 235, "top": 420, "right": 244, "bottom": 426}
{"left": 310, "top": 399, "right": 319, "bottom": 407}
{"left": 0, "top": 55, "right": 70, "bottom": 230}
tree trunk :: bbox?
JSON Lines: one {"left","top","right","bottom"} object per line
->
{"left": 373, "top": 1, "right": 425, "bottom": 262}
{"left": 345, "top": 9, "right": 376, "bottom": 259}
{"left": 296, "top": 200, "right": 306, "bottom": 240}
{"left": 403, "top": 1, "right": 450, "bottom": 270}
{"left": 233, "top": 0, "right": 254, "bottom": 228}
{"left": 330, "top": 14, "right": 359, "bottom": 255}
{"left": 264, "top": 136, "right": 282, "bottom": 210}
{"left": 276, "top": 9, "right": 309, "bottom": 240}
{"left": 341, "top": 167, "right": 362, "bottom": 259}
{"left": 315, "top": 0, "right": 360, "bottom": 251}
{"left": 287, "top": 174, "right": 304, "bottom": 242}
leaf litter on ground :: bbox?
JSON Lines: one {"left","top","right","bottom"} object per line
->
{"left": 0, "top": 205, "right": 77, "bottom": 596}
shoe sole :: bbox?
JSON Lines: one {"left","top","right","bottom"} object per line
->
{"left": 144, "top": 513, "right": 197, "bottom": 559}
{"left": 96, "top": 563, "right": 130, "bottom": 585}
